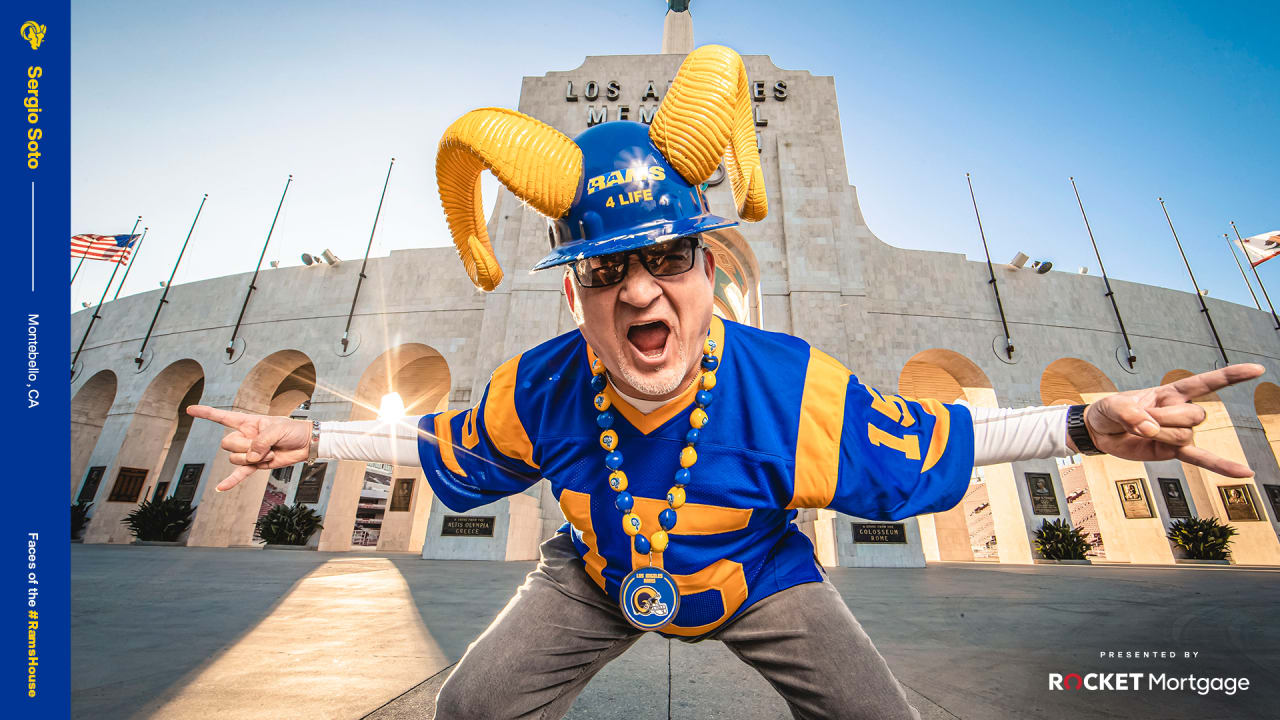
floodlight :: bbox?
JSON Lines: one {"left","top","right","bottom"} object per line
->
{"left": 301, "top": 253, "right": 314, "bottom": 266}
{"left": 321, "top": 249, "right": 341, "bottom": 266}
{"left": 1008, "top": 252, "right": 1029, "bottom": 269}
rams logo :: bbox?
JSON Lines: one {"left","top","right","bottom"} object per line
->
{"left": 630, "top": 587, "right": 669, "bottom": 618}
{"left": 586, "top": 165, "right": 666, "bottom": 195}
{"left": 20, "top": 21, "right": 46, "bottom": 50}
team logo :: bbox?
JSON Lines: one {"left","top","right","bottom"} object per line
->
{"left": 619, "top": 566, "right": 681, "bottom": 631}
{"left": 21, "top": 21, "right": 46, "bottom": 50}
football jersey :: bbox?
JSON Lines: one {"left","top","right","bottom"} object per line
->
{"left": 417, "top": 315, "right": 974, "bottom": 638}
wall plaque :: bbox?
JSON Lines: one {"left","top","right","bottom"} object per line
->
{"left": 1116, "top": 479, "right": 1153, "bottom": 519}
{"left": 1025, "top": 472, "right": 1060, "bottom": 515}
{"left": 1219, "top": 484, "right": 1260, "bottom": 522}
{"left": 851, "top": 522, "right": 907, "bottom": 544}
{"left": 295, "top": 462, "right": 327, "bottom": 504}
{"left": 173, "top": 464, "right": 203, "bottom": 503}
{"left": 1158, "top": 478, "right": 1191, "bottom": 518}
{"left": 389, "top": 478, "right": 414, "bottom": 512}
{"left": 107, "top": 467, "right": 148, "bottom": 503}
{"left": 442, "top": 515, "right": 496, "bottom": 537}
{"left": 78, "top": 466, "right": 105, "bottom": 503}
{"left": 1264, "top": 484, "right": 1280, "bottom": 522}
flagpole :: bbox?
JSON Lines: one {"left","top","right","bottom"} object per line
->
{"left": 227, "top": 175, "right": 293, "bottom": 358}
{"left": 1232, "top": 221, "right": 1280, "bottom": 330}
{"left": 1224, "top": 233, "right": 1261, "bottom": 311}
{"left": 341, "top": 158, "right": 395, "bottom": 353}
{"left": 967, "top": 173, "right": 1014, "bottom": 360}
{"left": 73, "top": 215, "right": 140, "bottom": 285}
{"left": 72, "top": 244, "right": 130, "bottom": 378}
{"left": 111, "top": 227, "right": 148, "bottom": 301}
{"left": 136, "top": 195, "right": 208, "bottom": 368}
{"left": 1071, "top": 177, "right": 1136, "bottom": 368}
{"left": 1159, "top": 198, "right": 1227, "bottom": 364}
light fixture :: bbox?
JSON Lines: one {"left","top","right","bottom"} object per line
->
{"left": 269, "top": 260, "right": 279, "bottom": 268}
{"left": 1031, "top": 260, "right": 1053, "bottom": 274}
{"left": 1008, "top": 252, "right": 1029, "bottom": 269}
{"left": 1078, "top": 267, "right": 1089, "bottom": 275}
{"left": 301, "top": 253, "right": 314, "bottom": 266}
{"left": 1199, "top": 288, "right": 1209, "bottom": 296}
{"left": 159, "top": 280, "right": 168, "bottom": 287}
{"left": 81, "top": 301, "right": 91, "bottom": 308}
{"left": 378, "top": 392, "right": 405, "bottom": 421}
{"left": 321, "top": 249, "right": 341, "bottom": 266}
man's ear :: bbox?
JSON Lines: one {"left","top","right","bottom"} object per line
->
{"left": 702, "top": 245, "right": 716, "bottom": 282}
{"left": 563, "top": 269, "right": 584, "bottom": 325}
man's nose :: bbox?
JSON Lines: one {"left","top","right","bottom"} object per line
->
{"left": 617, "top": 255, "right": 662, "bottom": 308}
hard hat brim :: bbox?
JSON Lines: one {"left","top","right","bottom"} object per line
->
{"left": 531, "top": 212, "right": 737, "bottom": 272}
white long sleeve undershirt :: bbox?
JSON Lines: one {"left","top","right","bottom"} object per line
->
{"left": 316, "top": 402, "right": 1074, "bottom": 468}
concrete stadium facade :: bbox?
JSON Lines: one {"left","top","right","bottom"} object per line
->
{"left": 70, "top": 24, "right": 1280, "bottom": 567}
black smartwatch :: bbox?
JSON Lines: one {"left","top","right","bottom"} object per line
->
{"left": 1066, "top": 404, "right": 1103, "bottom": 456}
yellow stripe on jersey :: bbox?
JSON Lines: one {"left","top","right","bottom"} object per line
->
{"left": 628, "top": 495, "right": 753, "bottom": 571}
{"left": 433, "top": 409, "right": 467, "bottom": 477}
{"left": 917, "top": 398, "right": 951, "bottom": 472}
{"left": 788, "top": 347, "right": 850, "bottom": 509}
{"left": 660, "top": 558, "right": 749, "bottom": 637}
{"left": 483, "top": 354, "right": 540, "bottom": 470}
{"left": 558, "top": 489, "right": 608, "bottom": 591}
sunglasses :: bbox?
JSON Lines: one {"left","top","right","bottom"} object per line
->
{"left": 570, "top": 236, "right": 705, "bottom": 288}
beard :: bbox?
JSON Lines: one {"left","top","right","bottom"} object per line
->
{"left": 614, "top": 338, "right": 691, "bottom": 398}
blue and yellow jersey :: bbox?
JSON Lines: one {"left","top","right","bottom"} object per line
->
{"left": 417, "top": 316, "right": 974, "bottom": 637}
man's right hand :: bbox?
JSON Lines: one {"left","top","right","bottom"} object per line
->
{"left": 186, "top": 405, "right": 313, "bottom": 492}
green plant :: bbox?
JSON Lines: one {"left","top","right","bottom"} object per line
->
{"left": 1167, "top": 516, "right": 1237, "bottom": 560}
{"left": 256, "top": 503, "right": 324, "bottom": 546}
{"left": 1033, "top": 518, "right": 1091, "bottom": 560}
{"left": 71, "top": 501, "right": 92, "bottom": 540}
{"left": 121, "top": 497, "right": 195, "bottom": 541}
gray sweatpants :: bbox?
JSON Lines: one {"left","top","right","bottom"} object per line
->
{"left": 435, "top": 533, "right": 921, "bottom": 720}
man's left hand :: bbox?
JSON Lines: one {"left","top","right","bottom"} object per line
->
{"left": 1077, "top": 363, "right": 1265, "bottom": 478}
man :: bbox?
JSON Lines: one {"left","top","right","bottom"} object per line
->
{"left": 188, "top": 46, "right": 1262, "bottom": 719}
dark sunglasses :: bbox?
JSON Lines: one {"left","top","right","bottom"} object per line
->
{"left": 570, "top": 236, "right": 705, "bottom": 288}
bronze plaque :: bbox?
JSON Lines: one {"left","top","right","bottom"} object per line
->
{"left": 1158, "top": 478, "right": 1191, "bottom": 518}
{"left": 1264, "top": 484, "right": 1280, "bottom": 521}
{"left": 851, "top": 522, "right": 907, "bottom": 544}
{"left": 107, "top": 467, "right": 148, "bottom": 503}
{"left": 442, "top": 515, "right": 496, "bottom": 537}
{"left": 1116, "top": 479, "right": 1153, "bottom": 519}
{"left": 295, "top": 462, "right": 327, "bottom": 504}
{"left": 1025, "top": 472, "right": 1060, "bottom": 515}
{"left": 173, "top": 464, "right": 203, "bottom": 503}
{"left": 78, "top": 466, "right": 105, "bottom": 503}
{"left": 1219, "top": 484, "right": 1260, "bottom": 521}
{"left": 389, "top": 478, "right": 415, "bottom": 512}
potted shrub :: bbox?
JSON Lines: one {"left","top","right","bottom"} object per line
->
{"left": 256, "top": 503, "right": 324, "bottom": 548}
{"left": 122, "top": 497, "right": 195, "bottom": 543}
{"left": 71, "top": 501, "right": 92, "bottom": 541}
{"left": 1033, "top": 518, "right": 1091, "bottom": 561}
{"left": 1167, "top": 517, "right": 1237, "bottom": 562}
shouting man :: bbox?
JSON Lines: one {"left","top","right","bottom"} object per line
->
{"left": 189, "top": 46, "right": 1263, "bottom": 720}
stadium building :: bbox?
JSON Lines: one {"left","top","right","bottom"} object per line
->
{"left": 70, "top": 8, "right": 1280, "bottom": 566}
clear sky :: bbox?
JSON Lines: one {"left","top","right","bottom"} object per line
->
{"left": 71, "top": 1, "right": 1278, "bottom": 317}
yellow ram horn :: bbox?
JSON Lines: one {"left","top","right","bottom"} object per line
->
{"left": 437, "top": 108, "right": 583, "bottom": 291}
{"left": 649, "top": 45, "right": 767, "bottom": 222}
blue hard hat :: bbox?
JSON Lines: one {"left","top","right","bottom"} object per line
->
{"left": 531, "top": 121, "right": 737, "bottom": 271}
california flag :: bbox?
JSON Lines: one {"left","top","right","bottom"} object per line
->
{"left": 1239, "top": 230, "right": 1280, "bottom": 267}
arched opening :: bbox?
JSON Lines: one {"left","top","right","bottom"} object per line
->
{"left": 899, "top": 349, "right": 1002, "bottom": 562}
{"left": 705, "top": 228, "right": 761, "bottom": 327}
{"left": 1040, "top": 358, "right": 1120, "bottom": 560}
{"left": 316, "top": 344, "right": 451, "bottom": 553}
{"left": 71, "top": 369, "right": 117, "bottom": 502}
{"left": 83, "top": 359, "right": 205, "bottom": 544}
{"left": 1255, "top": 383, "right": 1280, "bottom": 522}
{"left": 186, "top": 350, "right": 317, "bottom": 548}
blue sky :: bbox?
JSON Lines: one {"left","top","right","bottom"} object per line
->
{"left": 71, "top": 1, "right": 1278, "bottom": 314}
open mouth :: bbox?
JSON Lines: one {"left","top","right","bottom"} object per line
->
{"left": 626, "top": 321, "right": 671, "bottom": 359}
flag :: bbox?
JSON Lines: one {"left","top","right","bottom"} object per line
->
{"left": 71, "top": 233, "right": 138, "bottom": 264}
{"left": 1239, "top": 230, "right": 1280, "bottom": 267}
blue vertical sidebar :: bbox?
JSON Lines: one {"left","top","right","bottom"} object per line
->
{"left": 3, "top": 0, "right": 70, "bottom": 716}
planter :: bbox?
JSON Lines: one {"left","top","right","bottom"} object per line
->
{"left": 1174, "top": 558, "right": 1230, "bottom": 565}
{"left": 1034, "top": 558, "right": 1091, "bottom": 565}
{"left": 265, "top": 543, "right": 316, "bottom": 551}
{"left": 132, "top": 540, "right": 185, "bottom": 546}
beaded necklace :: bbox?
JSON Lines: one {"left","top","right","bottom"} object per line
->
{"left": 589, "top": 332, "right": 719, "bottom": 631}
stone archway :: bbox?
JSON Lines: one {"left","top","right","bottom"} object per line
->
{"left": 1163, "top": 370, "right": 1279, "bottom": 564}
{"left": 317, "top": 344, "right": 451, "bottom": 553}
{"left": 83, "top": 359, "right": 205, "bottom": 544}
{"left": 704, "top": 228, "right": 761, "bottom": 327}
{"left": 71, "top": 369, "right": 117, "bottom": 501}
{"left": 1254, "top": 383, "right": 1280, "bottom": 523}
{"left": 185, "top": 350, "right": 317, "bottom": 548}
{"left": 899, "top": 349, "right": 1032, "bottom": 564}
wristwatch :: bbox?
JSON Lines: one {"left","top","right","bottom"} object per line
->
{"left": 306, "top": 420, "right": 321, "bottom": 464}
{"left": 1066, "top": 404, "right": 1102, "bottom": 456}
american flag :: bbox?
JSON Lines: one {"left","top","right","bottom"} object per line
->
{"left": 71, "top": 233, "right": 139, "bottom": 264}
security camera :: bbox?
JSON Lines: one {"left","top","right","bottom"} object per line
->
{"left": 301, "top": 253, "right": 314, "bottom": 266}
{"left": 1031, "top": 260, "right": 1053, "bottom": 274}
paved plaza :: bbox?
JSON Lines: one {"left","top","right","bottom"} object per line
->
{"left": 72, "top": 544, "right": 1278, "bottom": 720}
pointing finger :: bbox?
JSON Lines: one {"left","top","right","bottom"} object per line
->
{"left": 187, "top": 404, "right": 252, "bottom": 429}
{"left": 215, "top": 464, "right": 258, "bottom": 492}
{"left": 1167, "top": 364, "right": 1265, "bottom": 402}
{"left": 1175, "top": 445, "right": 1254, "bottom": 479}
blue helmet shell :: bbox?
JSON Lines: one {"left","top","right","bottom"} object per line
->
{"left": 532, "top": 121, "right": 737, "bottom": 271}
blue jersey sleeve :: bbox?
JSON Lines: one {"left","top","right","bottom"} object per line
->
{"left": 787, "top": 348, "right": 975, "bottom": 520}
{"left": 417, "top": 354, "right": 542, "bottom": 512}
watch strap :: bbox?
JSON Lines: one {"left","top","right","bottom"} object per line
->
{"left": 1066, "top": 404, "right": 1102, "bottom": 456}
